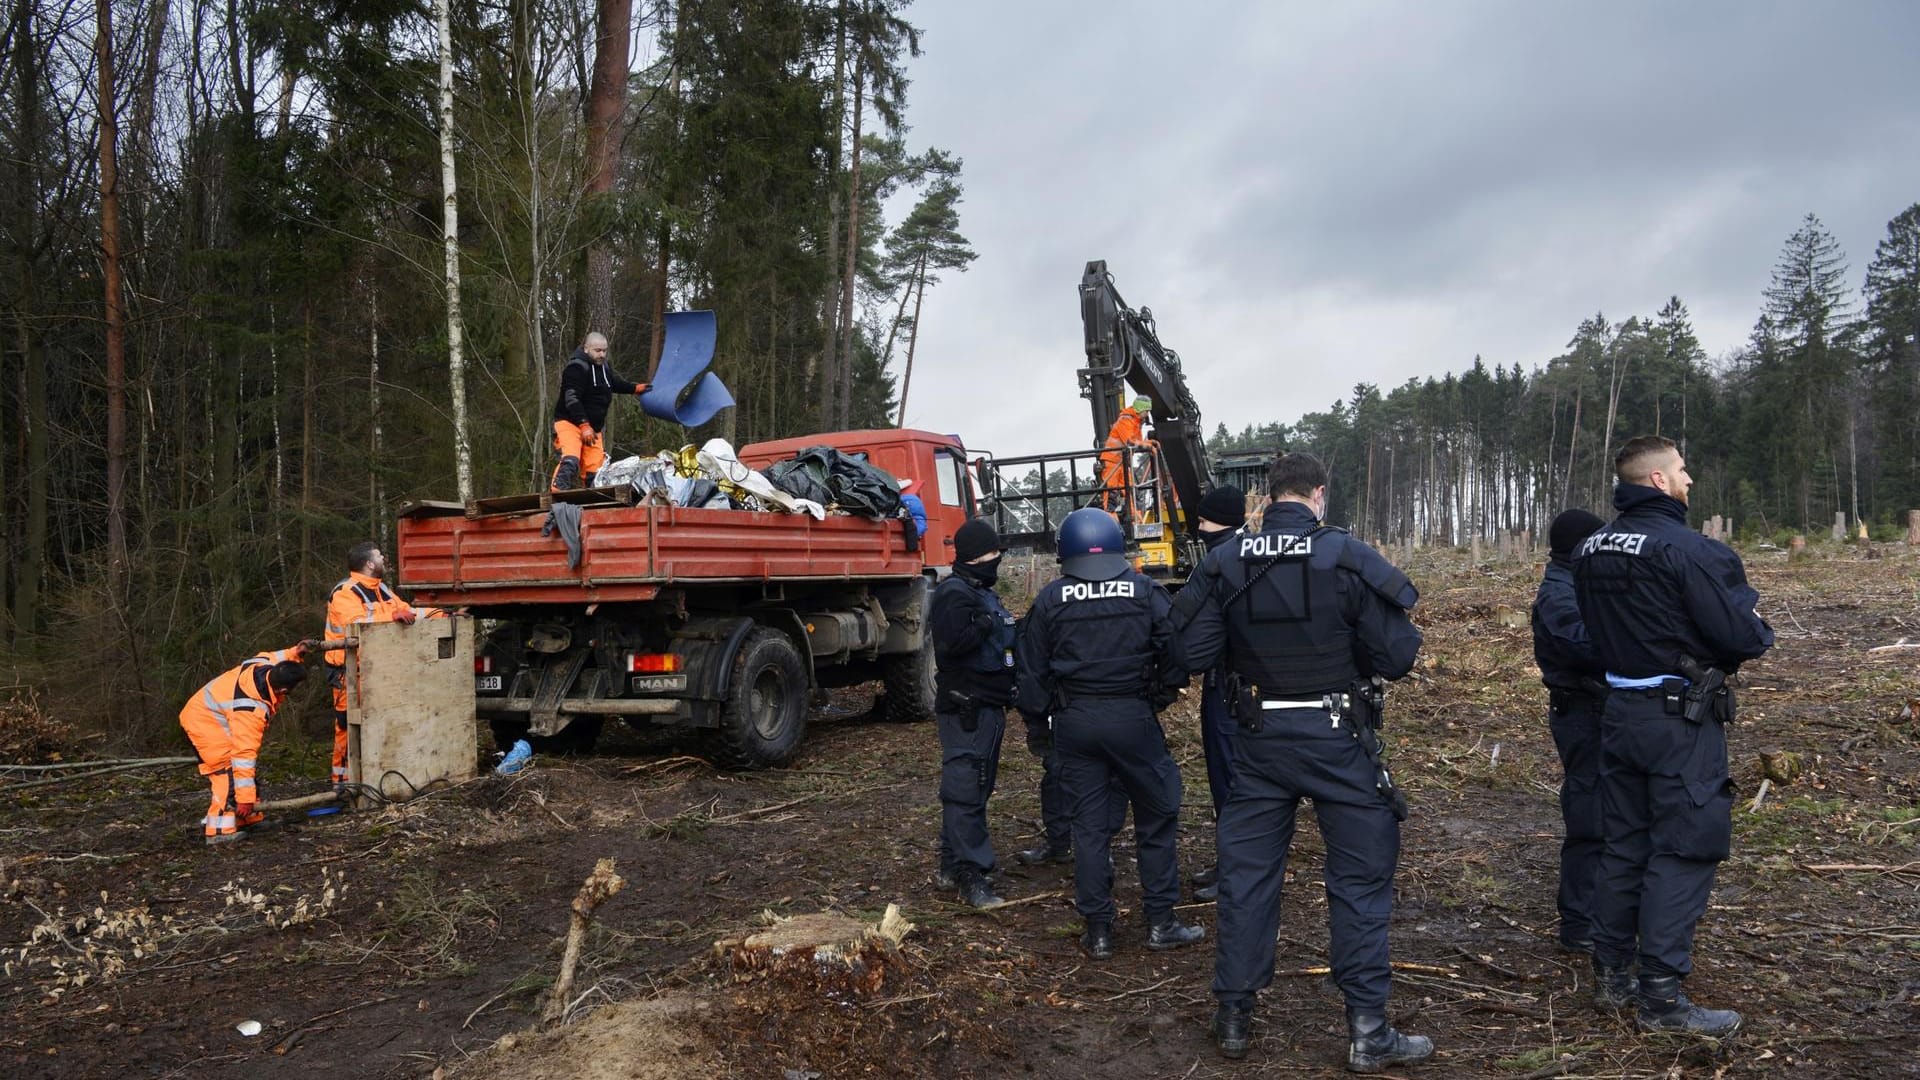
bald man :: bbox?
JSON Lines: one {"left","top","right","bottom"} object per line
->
{"left": 551, "top": 332, "right": 650, "bottom": 491}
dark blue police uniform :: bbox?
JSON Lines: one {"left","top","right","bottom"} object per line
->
{"left": 1572, "top": 483, "right": 1772, "bottom": 981}
{"left": 1176, "top": 501, "right": 1422, "bottom": 1016}
{"left": 928, "top": 568, "right": 1017, "bottom": 887}
{"left": 1532, "top": 555, "right": 1608, "bottom": 948}
{"left": 1016, "top": 568, "right": 1188, "bottom": 931}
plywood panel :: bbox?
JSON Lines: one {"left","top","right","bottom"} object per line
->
{"left": 347, "top": 618, "right": 477, "bottom": 803}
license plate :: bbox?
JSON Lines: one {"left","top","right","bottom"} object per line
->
{"left": 476, "top": 675, "right": 503, "bottom": 692}
{"left": 630, "top": 674, "right": 687, "bottom": 694}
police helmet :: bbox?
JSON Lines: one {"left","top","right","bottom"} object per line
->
{"left": 1058, "top": 508, "right": 1129, "bottom": 581}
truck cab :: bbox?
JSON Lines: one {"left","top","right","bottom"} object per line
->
{"left": 738, "top": 428, "right": 975, "bottom": 573}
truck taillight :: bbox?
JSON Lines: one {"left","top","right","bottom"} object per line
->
{"left": 474, "top": 656, "right": 494, "bottom": 674}
{"left": 628, "top": 653, "right": 681, "bottom": 673}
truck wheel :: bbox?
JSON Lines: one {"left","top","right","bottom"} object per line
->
{"left": 708, "top": 628, "right": 808, "bottom": 768}
{"left": 488, "top": 717, "right": 603, "bottom": 755}
{"left": 879, "top": 641, "right": 936, "bottom": 723}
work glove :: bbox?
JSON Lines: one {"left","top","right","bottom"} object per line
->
{"left": 393, "top": 609, "right": 418, "bottom": 626}
{"left": 579, "top": 422, "right": 596, "bottom": 441}
{"left": 633, "top": 383, "right": 651, "bottom": 396}
{"left": 235, "top": 801, "right": 256, "bottom": 821}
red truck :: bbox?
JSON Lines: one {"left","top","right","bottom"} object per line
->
{"left": 395, "top": 429, "right": 977, "bottom": 767}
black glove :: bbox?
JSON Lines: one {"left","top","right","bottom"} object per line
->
{"left": 1024, "top": 719, "right": 1052, "bottom": 756}
{"left": 1150, "top": 683, "right": 1180, "bottom": 711}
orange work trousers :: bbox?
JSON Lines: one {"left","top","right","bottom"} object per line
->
{"left": 552, "top": 420, "right": 605, "bottom": 485}
{"left": 179, "top": 720, "right": 261, "bottom": 837}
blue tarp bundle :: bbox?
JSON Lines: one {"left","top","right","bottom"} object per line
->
{"left": 639, "top": 310, "right": 734, "bottom": 427}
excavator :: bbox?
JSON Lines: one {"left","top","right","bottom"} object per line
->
{"left": 976, "top": 260, "right": 1218, "bottom": 582}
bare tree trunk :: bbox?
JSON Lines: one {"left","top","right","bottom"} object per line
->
{"left": 370, "top": 287, "right": 385, "bottom": 540}
{"left": 894, "top": 252, "right": 927, "bottom": 427}
{"left": 1563, "top": 389, "right": 1581, "bottom": 507}
{"left": 834, "top": 47, "right": 866, "bottom": 429}
{"left": 879, "top": 258, "right": 914, "bottom": 380}
{"left": 436, "top": 0, "right": 473, "bottom": 501}
{"left": 817, "top": 0, "right": 847, "bottom": 427}
{"left": 300, "top": 304, "right": 314, "bottom": 596}
{"left": 583, "top": 0, "right": 631, "bottom": 332}
{"left": 96, "top": 0, "right": 131, "bottom": 595}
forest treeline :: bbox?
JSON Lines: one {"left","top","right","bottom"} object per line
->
{"left": 0, "top": 0, "right": 975, "bottom": 738}
{"left": 1214, "top": 208, "right": 1920, "bottom": 547}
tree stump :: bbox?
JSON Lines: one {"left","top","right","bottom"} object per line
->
{"left": 1907, "top": 510, "right": 1919, "bottom": 546}
{"left": 715, "top": 905, "right": 915, "bottom": 1000}
{"left": 1832, "top": 512, "right": 1846, "bottom": 542}
{"left": 1789, "top": 535, "right": 1808, "bottom": 561}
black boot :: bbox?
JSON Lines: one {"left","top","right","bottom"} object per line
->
{"left": 1635, "top": 974, "right": 1742, "bottom": 1036}
{"left": 1146, "top": 918, "right": 1206, "bottom": 950}
{"left": 579, "top": 470, "right": 597, "bottom": 489}
{"left": 1346, "top": 1010, "right": 1434, "bottom": 1074}
{"left": 957, "top": 871, "right": 1004, "bottom": 909}
{"left": 551, "top": 455, "right": 581, "bottom": 492}
{"left": 1192, "top": 863, "right": 1219, "bottom": 887}
{"left": 932, "top": 865, "right": 957, "bottom": 891}
{"left": 1592, "top": 958, "right": 1638, "bottom": 1012}
{"left": 1211, "top": 1002, "right": 1252, "bottom": 1059}
{"left": 1015, "top": 842, "right": 1072, "bottom": 866}
{"left": 1080, "top": 921, "right": 1114, "bottom": 960}
{"left": 1194, "top": 881, "right": 1220, "bottom": 902}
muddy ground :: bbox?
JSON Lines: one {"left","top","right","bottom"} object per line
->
{"left": 3, "top": 547, "right": 1918, "bottom": 1079}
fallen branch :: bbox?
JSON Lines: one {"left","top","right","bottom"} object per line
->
{"left": 1801, "top": 862, "right": 1920, "bottom": 876}
{"left": 1867, "top": 639, "right": 1919, "bottom": 654}
{"left": 269, "top": 995, "right": 396, "bottom": 1055}
{"left": 1749, "top": 778, "right": 1772, "bottom": 812}
{"left": 1283, "top": 961, "right": 1456, "bottom": 977}
{"left": 2, "top": 759, "right": 197, "bottom": 792}
{"left": 1099, "top": 975, "right": 1179, "bottom": 1002}
{"left": 708, "top": 792, "right": 821, "bottom": 824}
{"left": 544, "top": 858, "right": 626, "bottom": 1025}
{"left": 0, "top": 756, "right": 193, "bottom": 773}
{"left": 978, "top": 889, "right": 1067, "bottom": 911}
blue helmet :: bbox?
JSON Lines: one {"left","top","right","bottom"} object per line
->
{"left": 1058, "top": 507, "right": 1129, "bottom": 581}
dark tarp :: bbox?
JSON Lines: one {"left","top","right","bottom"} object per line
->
{"left": 765, "top": 446, "right": 903, "bottom": 520}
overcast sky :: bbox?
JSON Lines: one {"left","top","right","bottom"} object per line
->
{"left": 884, "top": 0, "right": 1920, "bottom": 459}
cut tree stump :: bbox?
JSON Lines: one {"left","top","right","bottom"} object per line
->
{"left": 1908, "top": 510, "right": 1919, "bottom": 546}
{"left": 714, "top": 905, "right": 915, "bottom": 999}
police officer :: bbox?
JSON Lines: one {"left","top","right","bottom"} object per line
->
{"left": 1190, "top": 484, "right": 1248, "bottom": 901}
{"left": 1573, "top": 436, "right": 1772, "bottom": 1035}
{"left": 1532, "top": 508, "right": 1608, "bottom": 953}
{"left": 1176, "top": 453, "right": 1430, "bottom": 1073}
{"left": 930, "top": 518, "right": 1018, "bottom": 909}
{"left": 1015, "top": 508, "right": 1204, "bottom": 960}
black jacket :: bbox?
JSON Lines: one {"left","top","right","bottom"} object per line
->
{"left": 553, "top": 348, "right": 642, "bottom": 429}
{"left": 1176, "top": 501, "right": 1421, "bottom": 697}
{"left": 1531, "top": 556, "right": 1603, "bottom": 692}
{"left": 929, "top": 572, "right": 1017, "bottom": 705}
{"left": 1572, "top": 484, "right": 1773, "bottom": 676}
{"left": 1015, "top": 568, "right": 1185, "bottom": 716}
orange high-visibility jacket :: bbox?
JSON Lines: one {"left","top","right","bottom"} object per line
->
{"left": 323, "top": 572, "right": 435, "bottom": 711}
{"left": 1098, "top": 406, "right": 1148, "bottom": 493}
{"left": 177, "top": 643, "right": 305, "bottom": 804}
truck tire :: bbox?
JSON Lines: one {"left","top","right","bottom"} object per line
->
{"left": 879, "top": 642, "right": 936, "bottom": 723}
{"left": 488, "top": 716, "right": 603, "bottom": 755}
{"left": 708, "top": 628, "right": 808, "bottom": 768}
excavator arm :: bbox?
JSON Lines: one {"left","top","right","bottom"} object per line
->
{"left": 1078, "top": 260, "right": 1213, "bottom": 540}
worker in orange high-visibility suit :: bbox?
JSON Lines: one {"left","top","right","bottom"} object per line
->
{"left": 178, "top": 644, "right": 309, "bottom": 844}
{"left": 551, "top": 331, "right": 650, "bottom": 491}
{"left": 323, "top": 541, "right": 445, "bottom": 791}
{"left": 1098, "top": 396, "right": 1153, "bottom": 515}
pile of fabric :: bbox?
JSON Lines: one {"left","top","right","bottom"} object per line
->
{"left": 594, "top": 440, "right": 907, "bottom": 522}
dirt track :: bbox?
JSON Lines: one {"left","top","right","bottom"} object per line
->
{"left": 4, "top": 547, "right": 1918, "bottom": 1079}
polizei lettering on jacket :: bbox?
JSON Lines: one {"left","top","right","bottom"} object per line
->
{"left": 1240, "top": 534, "right": 1314, "bottom": 558}
{"left": 1061, "top": 580, "right": 1138, "bottom": 602}
{"left": 1578, "top": 532, "right": 1648, "bottom": 557}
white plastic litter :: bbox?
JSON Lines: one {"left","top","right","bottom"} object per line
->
{"left": 236, "top": 1020, "right": 262, "bottom": 1037}
{"left": 693, "top": 438, "right": 826, "bottom": 519}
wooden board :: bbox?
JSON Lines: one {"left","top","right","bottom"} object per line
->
{"left": 465, "top": 485, "right": 636, "bottom": 520}
{"left": 346, "top": 617, "right": 477, "bottom": 803}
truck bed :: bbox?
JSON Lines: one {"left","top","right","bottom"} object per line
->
{"left": 398, "top": 503, "right": 922, "bottom": 606}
